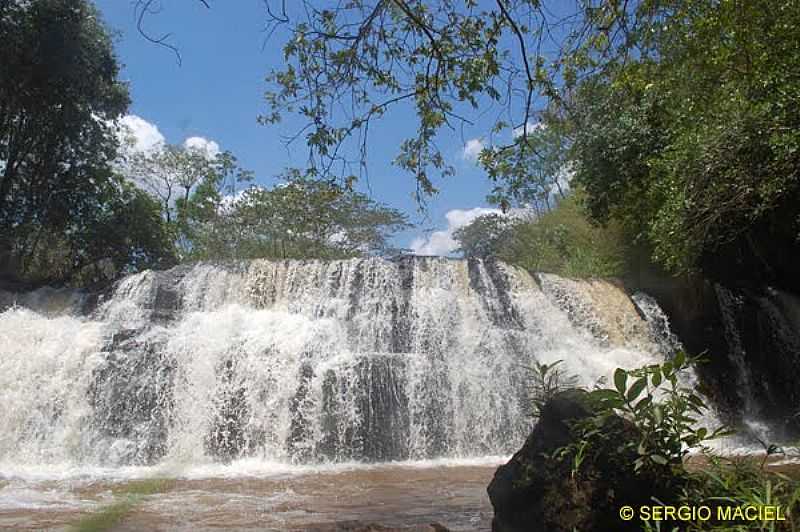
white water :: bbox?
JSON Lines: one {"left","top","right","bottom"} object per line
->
{"left": 0, "top": 258, "right": 712, "bottom": 480}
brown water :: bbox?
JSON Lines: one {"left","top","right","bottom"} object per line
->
{"left": 0, "top": 462, "right": 498, "bottom": 531}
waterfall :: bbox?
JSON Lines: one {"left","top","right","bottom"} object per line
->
{"left": 0, "top": 257, "right": 696, "bottom": 471}
{"left": 712, "top": 284, "right": 800, "bottom": 445}
{"left": 631, "top": 292, "right": 683, "bottom": 358}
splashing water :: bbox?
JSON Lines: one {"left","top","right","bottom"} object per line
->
{"left": 0, "top": 257, "right": 712, "bottom": 476}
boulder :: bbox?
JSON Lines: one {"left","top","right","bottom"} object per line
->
{"left": 488, "top": 390, "right": 678, "bottom": 532}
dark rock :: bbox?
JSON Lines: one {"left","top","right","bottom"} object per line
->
{"left": 288, "top": 362, "right": 316, "bottom": 461}
{"left": 88, "top": 332, "right": 175, "bottom": 465}
{"left": 627, "top": 267, "right": 800, "bottom": 438}
{"left": 488, "top": 390, "right": 678, "bottom": 532}
{"left": 205, "top": 358, "right": 254, "bottom": 462}
{"left": 623, "top": 198, "right": 800, "bottom": 439}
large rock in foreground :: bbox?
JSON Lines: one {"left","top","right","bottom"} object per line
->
{"left": 487, "top": 390, "right": 677, "bottom": 532}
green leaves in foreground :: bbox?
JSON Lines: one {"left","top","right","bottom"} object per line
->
{"left": 586, "top": 351, "right": 728, "bottom": 474}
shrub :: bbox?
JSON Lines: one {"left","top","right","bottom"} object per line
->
{"left": 455, "top": 192, "right": 631, "bottom": 278}
{"left": 558, "top": 353, "right": 800, "bottom": 530}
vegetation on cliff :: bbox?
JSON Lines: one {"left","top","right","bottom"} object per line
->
{"left": 491, "top": 355, "right": 800, "bottom": 531}
{"left": 453, "top": 193, "right": 629, "bottom": 278}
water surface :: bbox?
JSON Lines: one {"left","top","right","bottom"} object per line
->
{"left": 0, "top": 460, "right": 499, "bottom": 531}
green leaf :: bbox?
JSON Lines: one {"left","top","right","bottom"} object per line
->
{"left": 627, "top": 377, "right": 648, "bottom": 402}
{"left": 651, "top": 369, "right": 662, "bottom": 387}
{"left": 614, "top": 368, "right": 628, "bottom": 394}
{"left": 590, "top": 389, "right": 621, "bottom": 403}
{"left": 674, "top": 350, "right": 686, "bottom": 369}
{"left": 634, "top": 395, "right": 652, "bottom": 412}
{"left": 653, "top": 405, "right": 663, "bottom": 425}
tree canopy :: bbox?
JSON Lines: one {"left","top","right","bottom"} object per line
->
{"left": 567, "top": 0, "right": 800, "bottom": 273}
{"left": 262, "top": 0, "right": 800, "bottom": 277}
{"left": 0, "top": 0, "right": 174, "bottom": 284}
{"left": 6, "top": 0, "right": 799, "bottom": 283}
{"left": 183, "top": 172, "right": 411, "bottom": 261}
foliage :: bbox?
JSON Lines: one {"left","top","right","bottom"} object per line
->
{"left": 123, "top": 143, "right": 220, "bottom": 225}
{"left": 259, "top": 0, "right": 800, "bottom": 276}
{"left": 665, "top": 457, "right": 800, "bottom": 532}
{"left": 15, "top": 175, "right": 176, "bottom": 286}
{"left": 578, "top": 351, "right": 728, "bottom": 475}
{"left": 554, "top": 351, "right": 715, "bottom": 488}
{"left": 454, "top": 193, "right": 629, "bottom": 278}
{"left": 453, "top": 212, "right": 515, "bottom": 259}
{"left": 184, "top": 170, "right": 411, "bottom": 261}
{"left": 0, "top": 0, "right": 182, "bottom": 284}
{"left": 120, "top": 140, "right": 254, "bottom": 261}
{"left": 480, "top": 120, "right": 571, "bottom": 214}
{"left": 260, "top": 0, "right": 645, "bottom": 201}
{"left": 550, "top": 353, "right": 800, "bottom": 530}
{"left": 524, "top": 359, "right": 579, "bottom": 418}
{"left": 566, "top": 0, "right": 800, "bottom": 273}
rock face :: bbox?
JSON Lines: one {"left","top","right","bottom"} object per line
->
{"left": 623, "top": 204, "right": 800, "bottom": 437}
{"left": 629, "top": 269, "right": 800, "bottom": 437}
{"left": 487, "top": 390, "right": 676, "bottom": 532}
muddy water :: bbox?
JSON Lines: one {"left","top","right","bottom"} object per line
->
{"left": 0, "top": 462, "right": 498, "bottom": 531}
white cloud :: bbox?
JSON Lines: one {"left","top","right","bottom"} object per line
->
{"left": 410, "top": 207, "right": 503, "bottom": 256}
{"left": 512, "top": 121, "right": 545, "bottom": 138}
{"left": 183, "top": 136, "right": 221, "bottom": 160}
{"left": 117, "top": 114, "right": 165, "bottom": 153}
{"left": 462, "top": 138, "right": 485, "bottom": 161}
{"left": 114, "top": 116, "right": 223, "bottom": 204}
{"left": 115, "top": 115, "right": 221, "bottom": 161}
{"left": 218, "top": 186, "right": 265, "bottom": 214}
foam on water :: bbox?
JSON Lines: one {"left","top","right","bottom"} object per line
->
{"left": 0, "top": 257, "right": 734, "bottom": 481}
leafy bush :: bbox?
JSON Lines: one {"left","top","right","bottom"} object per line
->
{"left": 671, "top": 457, "right": 800, "bottom": 532}
{"left": 567, "top": 0, "right": 800, "bottom": 274}
{"left": 455, "top": 192, "right": 630, "bottom": 278}
{"left": 556, "top": 353, "right": 800, "bottom": 530}
{"left": 524, "top": 359, "right": 579, "bottom": 418}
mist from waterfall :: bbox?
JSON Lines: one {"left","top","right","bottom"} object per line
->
{"left": 0, "top": 257, "right": 711, "bottom": 476}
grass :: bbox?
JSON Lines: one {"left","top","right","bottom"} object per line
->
{"left": 69, "top": 478, "right": 175, "bottom": 532}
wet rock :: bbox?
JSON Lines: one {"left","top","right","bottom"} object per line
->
{"left": 488, "top": 390, "right": 678, "bottom": 532}
{"left": 205, "top": 358, "right": 253, "bottom": 462}
{"left": 89, "top": 333, "right": 175, "bottom": 465}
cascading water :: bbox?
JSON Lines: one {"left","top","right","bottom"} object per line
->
{"left": 0, "top": 257, "right": 704, "bottom": 474}
{"left": 631, "top": 292, "right": 684, "bottom": 358}
{"left": 711, "top": 284, "right": 800, "bottom": 445}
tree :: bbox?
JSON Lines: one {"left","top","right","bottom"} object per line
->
{"left": 122, "top": 140, "right": 253, "bottom": 260}
{"left": 259, "top": 1, "right": 670, "bottom": 200}
{"left": 453, "top": 213, "right": 515, "bottom": 259}
{"left": 186, "top": 171, "right": 411, "bottom": 261}
{"left": 259, "top": 0, "right": 800, "bottom": 278}
{"left": 454, "top": 193, "right": 628, "bottom": 278}
{"left": 58, "top": 176, "right": 176, "bottom": 284}
{"left": 566, "top": 0, "right": 800, "bottom": 273}
{"left": 125, "top": 144, "right": 216, "bottom": 225}
{"left": 480, "top": 120, "right": 571, "bottom": 214}
{"left": 0, "top": 0, "right": 155, "bottom": 283}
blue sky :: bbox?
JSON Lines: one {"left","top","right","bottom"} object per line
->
{"left": 94, "top": 0, "right": 509, "bottom": 254}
